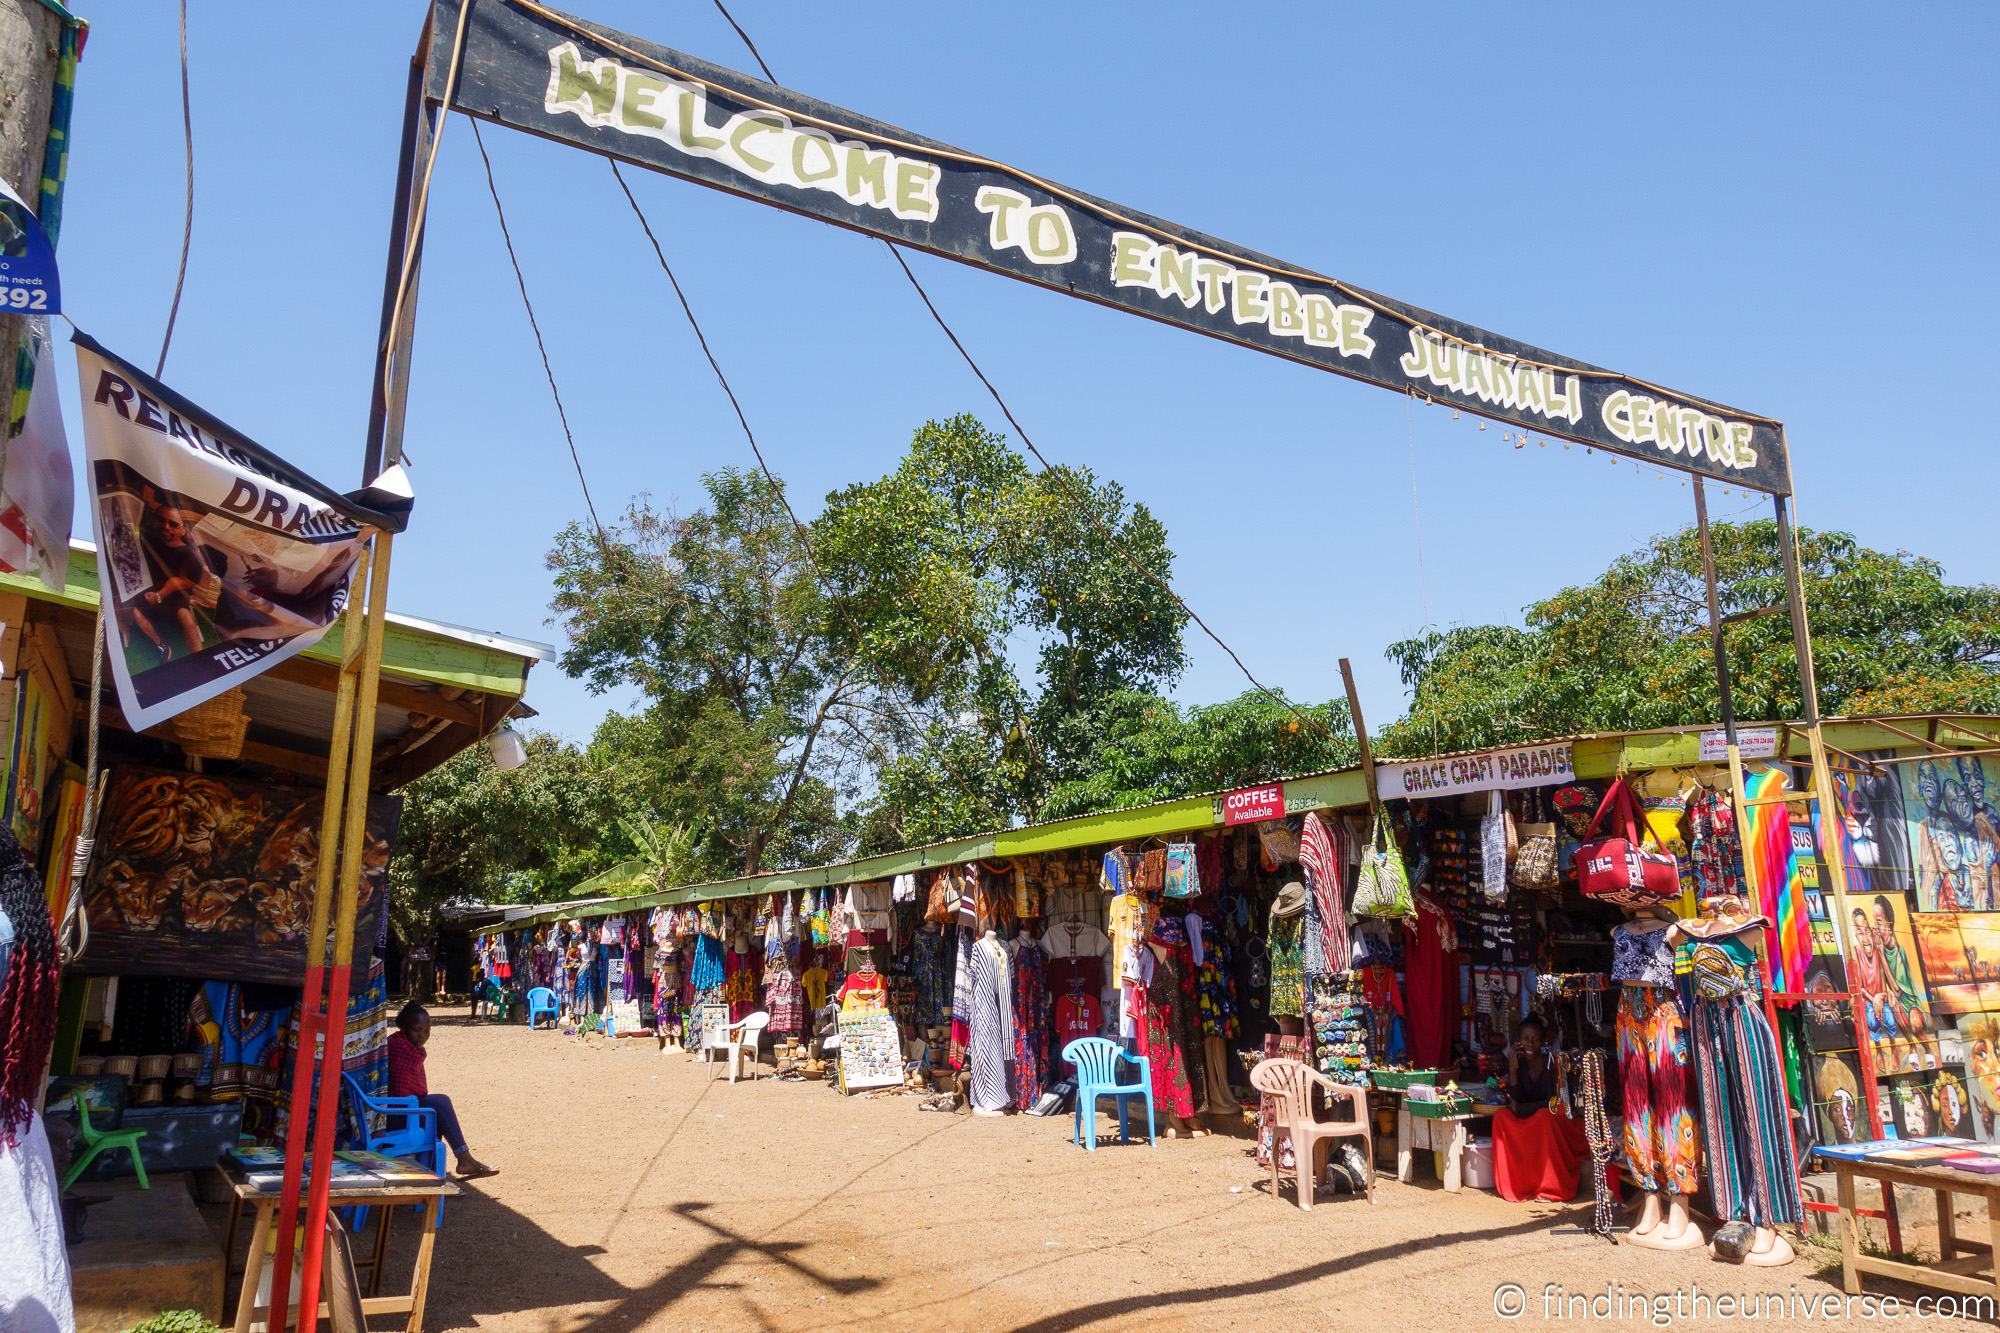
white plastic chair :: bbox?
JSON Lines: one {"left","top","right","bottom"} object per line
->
{"left": 720, "top": 1011, "right": 770, "bottom": 1083}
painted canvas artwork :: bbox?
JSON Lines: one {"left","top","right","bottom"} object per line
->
{"left": 1904, "top": 755, "right": 2000, "bottom": 913}
{"left": 1841, "top": 889, "right": 1939, "bottom": 1073}
{"left": 1913, "top": 914, "right": 2000, "bottom": 1015}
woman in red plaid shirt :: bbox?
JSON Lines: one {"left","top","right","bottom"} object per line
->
{"left": 386, "top": 1005, "right": 498, "bottom": 1180}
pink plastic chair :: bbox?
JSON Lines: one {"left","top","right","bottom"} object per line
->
{"left": 1249, "top": 1057, "right": 1375, "bottom": 1210}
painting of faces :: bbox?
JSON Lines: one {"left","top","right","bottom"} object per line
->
{"left": 1833, "top": 756, "right": 1913, "bottom": 897}
{"left": 1960, "top": 1014, "right": 2000, "bottom": 1142}
{"left": 1841, "top": 889, "right": 1939, "bottom": 1074}
{"left": 1905, "top": 755, "right": 2000, "bottom": 913}
{"left": 1810, "top": 1053, "right": 1865, "bottom": 1145}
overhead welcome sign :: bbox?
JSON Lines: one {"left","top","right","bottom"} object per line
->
{"left": 429, "top": 0, "right": 1791, "bottom": 495}
{"left": 1377, "top": 742, "right": 1575, "bottom": 801}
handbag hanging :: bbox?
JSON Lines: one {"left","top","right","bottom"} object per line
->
{"left": 1162, "top": 841, "right": 1199, "bottom": 898}
{"left": 1511, "top": 787, "right": 1562, "bottom": 892}
{"left": 1350, "top": 810, "right": 1415, "bottom": 920}
{"left": 1576, "top": 778, "right": 1680, "bottom": 908}
{"left": 1480, "top": 790, "right": 1511, "bottom": 904}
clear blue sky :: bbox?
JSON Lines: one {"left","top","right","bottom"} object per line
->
{"left": 48, "top": 1, "right": 2000, "bottom": 744}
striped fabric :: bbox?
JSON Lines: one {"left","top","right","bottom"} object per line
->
{"left": 1690, "top": 988, "right": 1801, "bottom": 1226}
{"left": 1299, "top": 813, "right": 1349, "bottom": 972}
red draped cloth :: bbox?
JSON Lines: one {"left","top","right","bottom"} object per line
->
{"left": 1491, "top": 1108, "right": 1622, "bottom": 1205}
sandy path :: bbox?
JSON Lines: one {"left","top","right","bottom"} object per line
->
{"left": 391, "top": 1007, "right": 1993, "bottom": 1331}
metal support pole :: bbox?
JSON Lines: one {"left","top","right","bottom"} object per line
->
{"left": 270, "top": 11, "right": 437, "bottom": 1328}
{"left": 1692, "top": 478, "right": 1738, "bottom": 746}
{"left": 365, "top": 14, "right": 437, "bottom": 481}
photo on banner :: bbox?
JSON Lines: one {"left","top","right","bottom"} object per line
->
{"left": 72, "top": 334, "right": 410, "bottom": 731}
{"left": 1904, "top": 755, "right": 2000, "bottom": 913}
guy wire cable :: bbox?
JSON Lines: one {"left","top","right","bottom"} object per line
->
{"left": 606, "top": 159, "right": 966, "bottom": 751}
{"left": 707, "top": 0, "right": 1332, "bottom": 741}
{"left": 468, "top": 121, "right": 608, "bottom": 547}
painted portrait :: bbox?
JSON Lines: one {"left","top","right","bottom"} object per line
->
{"left": 1905, "top": 755, "right": 2000, "bottom": 913}
{"left": 1841, "top": 890, "right": 1938, "bottom": 1073}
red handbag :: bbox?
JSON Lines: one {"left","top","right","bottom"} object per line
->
{"left": 1576, "top": 779, "right": 1681, "bottom": 908}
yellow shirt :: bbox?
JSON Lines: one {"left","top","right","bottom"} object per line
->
{"left": 801, "top": 967, "right": 828, "bottom": 1012}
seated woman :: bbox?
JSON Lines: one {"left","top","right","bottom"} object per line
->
{"left": 1489, "top": 1014, "right": 1591, "bottom": 1203}
{"left": 386, "top": 1005, "right": 498, "bottom": 1180}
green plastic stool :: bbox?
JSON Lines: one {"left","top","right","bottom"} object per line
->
{"left": 60, "top": 1098, "right": 148, "bottom": 1190}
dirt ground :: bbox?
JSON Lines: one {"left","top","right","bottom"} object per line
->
{"left": 365, "top": 1007, "right": 1996, "bottom": 1331}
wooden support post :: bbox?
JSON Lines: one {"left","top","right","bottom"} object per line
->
{"left": 268, "top": 533, "right": 397, "bottom": 1333}
{"left": 1338, "top": 657, "right": 1378, "bottom": 808}
{"left": 1693, "top": 478, "right": 1737, "bottom": 746}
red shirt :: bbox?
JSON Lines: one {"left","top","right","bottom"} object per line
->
{"left": 386, "top": 1031, "right": 428, "bottom": 1097}
{"left": 1054, "top": 994, "right": 1103, "bottom": 1065}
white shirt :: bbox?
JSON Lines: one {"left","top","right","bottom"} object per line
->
{"left": 1040, "top": 921, "right": 1111, "bottom": 960}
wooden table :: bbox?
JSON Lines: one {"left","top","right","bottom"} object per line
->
{"left": 218, "top": 1163, "right": 459, "bottom": 1332}
{"left": 1824, "top": 1155, "right": 2000, "bottom": 1303}
{"left": 1396, "top": 1103, "right": 1486, "bottom": 1192}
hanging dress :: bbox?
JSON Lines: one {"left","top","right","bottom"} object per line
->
{"left": 966, "top": 935, "right": 1014, "bottom": 1112}
{"left": 911, "top": 925, "right": 954, "bottom": 1029}
{"left": 1136, "top": 945, "right": 1200, "bottom": 1119}
{"left": 1011, "top": 940, "right": 1048, "bottom": 1111}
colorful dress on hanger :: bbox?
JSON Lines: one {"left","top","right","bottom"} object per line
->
{"left": 1011, "top": 940, "right": 1048, "bottom": 1111}
{"left": 1195, "top": 927, "right": 1237, "bottom": 1040}
{"left": 1267, "top": 914, "right": 1305, "bottom": 1018}
{"left": 1136, "top": 945, "right": 1201, "bottom": 1119}
{"left": 767, "top": 968, "right": 805, "bottom": 1035}
{"left": 724, "top": 948, "right": 760, "bottom": 1022}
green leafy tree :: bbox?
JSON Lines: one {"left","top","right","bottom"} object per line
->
{"left": 1039, "top": 689, "right": 1356, "bottom": 821}
{"left": 387, "top": 733, "right": 631, "bottom": 945}
{"left": 549, "top": 470, "right": 902, "bottom": 874}
{"left": 1381, "top": 521, "right": 2000, "bottom": 755}
{"left": 815, "top": 413, "right": 1185, "bottom": 831}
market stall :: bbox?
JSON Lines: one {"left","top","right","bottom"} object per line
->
{"left": 474, "top": 713, "right": 2000, "bottom": 1266}
{"left": 2, "top": 540, "right": 550, "bottom": 1331}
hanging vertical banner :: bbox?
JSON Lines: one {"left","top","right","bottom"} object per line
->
{"left": 72, "top": 334, "right": 412, "bottom": 731}
{"left": 0, "top": 318, "right": 73, "bottom": 589}
{"left": 0, "top": 175, "right": 60, "bottom": 315}
{"left": 429, "top": 0, "right": 1791, "bottom": 493}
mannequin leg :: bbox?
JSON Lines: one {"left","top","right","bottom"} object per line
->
{"left": 1202, "top": 1037, "right": 1240, "bottom": 1113}
{"left": 1744, "top": 1227, "right": 1796, "bottom": 1266}
{"left": 1632, "top": 1193, "right": 1704, "bottom": 1250}
{"left": 1630, "top": 1191, "right": 1664, "bottom": 1238}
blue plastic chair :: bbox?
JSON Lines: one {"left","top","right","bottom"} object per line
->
{"left": 340, "top": 1074, "right": 445, "bottom": 1232}
{"left": 526, "top": 987, "right": 559, "bottom": 1030}
{"left": 1062, "top": 1037, "right": 1155, "bottom": 1150}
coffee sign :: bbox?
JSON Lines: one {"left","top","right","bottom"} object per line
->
{"left": 1222, "top": 783, "right": 1286, "bottom": 825}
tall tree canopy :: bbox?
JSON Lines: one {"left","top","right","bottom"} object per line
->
{"left": 1381, "top": 520, "right": 2000, "bottom": 756}
{"left": 548, "top": 469, "right": 900, "bottom": 875}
